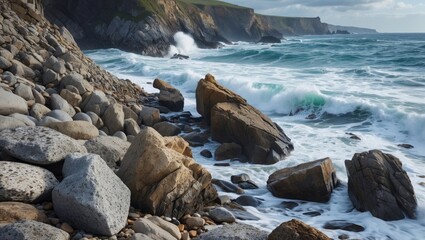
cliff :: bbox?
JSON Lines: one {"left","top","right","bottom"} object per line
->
{"left": 43, "top": 0, "right": 335, "bottom": 56}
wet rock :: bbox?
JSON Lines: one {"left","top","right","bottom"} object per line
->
{"left": 345, "top": 150, "right": 417, "bottom": 221}
{"left": 267, "top": 158, "right": 339, "bottom": 202}
{"left": 346, "top": 132, "right": 361, "bottom": 140}
{"left": 303, "top": 211, "right": 322, "bottom": 217}
{"left": 238, "top": 180, "right": 259, "bottom": 189}
{"left": 398, "top": 143, "right": 414, "bottom": 149}
{"left": 268, "top": 219, "right": 330, "bottom": 240}
{"left": 215, "top": 142, "right": 242, "bottom": 160}
{"left": 214, "top": 163, "right": 230, "bottom": 167}
{"left": 117, "top": 127, "right": 217, "bottom": 219}
{"left": 53, "top": 154, "right": 130, "bottom": 236}
{"left": 84, "top": 136, "right": 131, "bottom": 168}
{"left": 46, "top": 121, "right": 99, "bottom": 140}
{"left": 0, "top": 220, "right": 69, "bottom": 240}
{"left": 197, "top": 223, "right": 268, "bottom": 240}
{"left": 212, "top": 179, "right": 244, "bottom": 194}
{"left": 0, "top": 126, "right": 87, "bottom": 165}
{"left": 0, "top": 87, "right": 28, "bottom": 115}
{"left": 231, "top": 173, "right": 251, "bottom": 184}
{"left": 281, "top": 201, "right": 299, "bottom": 210}
{"left": 234, "top": 195, "right": 261, "bottom": 207}
{"left": 200, "top": 149, "right": 213, "bottom": 158}
{"left": 182, "top": 131, "right": 210, "bottom": 146}
{"left": 208, "top": 207, "right": 236, "bottom": 223}
{"left": 0, "top": 161, "right": 58, "bottom": 203}
{"left": 323, "top": 220, "right": 365, "bottom": 232}
{"left": 0, "top": 202, "right": 48, "bottom": 223}
{"left": 153, "top": 121, "right": 181, "bottom": 136}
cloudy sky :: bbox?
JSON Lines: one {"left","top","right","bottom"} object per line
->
{"left": 222, "top": 0, "right": 425, "bottom": 32}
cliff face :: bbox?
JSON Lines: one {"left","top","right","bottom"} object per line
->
{"left": 327, "top": 24, "right": 378, "bottom": 34}
{"left": 255, "top": 15, "right": 330, "bottom": 36}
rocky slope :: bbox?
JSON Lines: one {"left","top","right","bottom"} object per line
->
{"left": 43, "top": 0, "right": 332, "bottom": 56}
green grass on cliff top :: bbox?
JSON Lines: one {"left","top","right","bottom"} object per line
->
{"left": 178, "top": 0, "right": 245, "bottom": 8}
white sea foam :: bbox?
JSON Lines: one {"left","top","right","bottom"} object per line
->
{"left": 167, "top": 32, "right": 199, "bottom": 57}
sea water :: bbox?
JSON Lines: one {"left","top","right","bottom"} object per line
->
{"left": 86, "top": 33, "right": 425, "bottom": 239}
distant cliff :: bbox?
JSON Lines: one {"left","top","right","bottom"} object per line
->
{"left": 327, "top": 24, "right": 378, "bottom": 34}
{"left": 43, "top": 0, "right": 331, "bottom": 56}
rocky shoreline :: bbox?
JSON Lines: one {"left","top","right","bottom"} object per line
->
{"left": 0, "top": 1, "right": 418, "bottom": 240}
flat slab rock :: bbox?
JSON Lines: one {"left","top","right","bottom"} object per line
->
{"left": 0, "top": 220, "right": 69, "bottom": 240}
{"left": 196, "top": 223, "right": 268, "bottom": 240}
{"left": 0, "top": 126, "right": 87, "bottom": 165}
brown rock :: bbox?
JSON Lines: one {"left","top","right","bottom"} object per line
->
{"left": 117, "top": 127, "right": 217, "bottom": 219}
{"left": 60, "top": 222, "right": 74, "bottom": 234}
{"left": 153, "top": 122, "right": 181, "bottom": 136}
{"left": 0, "top": 202, "right": 48, "bottom": 224}
{"left": 164, "top": 136, "right": 193, "bottom": 157}
{"left": 153, "top": 78, "right": 173, "bottom": 90}
{"left": 267, "top": 158, "right": 338, "bottom": 202}
{"left": 46, "top": 121, "right": 99, "bottom": 140}
{"left": 60, "top": 88, "right": 82, "bottom": 107}
{"left": 345, "top": 150, "right": 417, "bottom": 221}
{"left": 268, "top": 219, "right": 331, "bottom": 240}
{"left": 215, "top": 142, "right": 242, "bottom": 160}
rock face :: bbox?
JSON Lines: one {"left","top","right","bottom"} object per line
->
{"left": 0, "top": 161, "right": 58, "bottom": 203}
{"left": 197, "top": 223, "right": 268, "bottom": 240}
{"left": 0, "top": 126, "right": 87, "bottom": 165}
{"left": 117, "top": 127, "right": 217, "bottom": 219}
{"left": 196, "top": 74, "right": 293, "bottom": 164}
{"left": 0, "top": 202, "right": 48, "bottom": 224}
{"left": 0, "top": 220, "right": 70, "bottom": 240}
{"left": 345, "top": 150, "right": 417, "bottom": 221}
{"left": 267, "top": 158, "right": 338, "bottom": 202}
{"left": 268, "top": 219, "right": 330, "bottom": 240}
{"left": 53, "top": 154, "right": 131, "bottom": 236}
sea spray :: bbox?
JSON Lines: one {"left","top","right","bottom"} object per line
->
{"left": 167, "top": 32, "right": 199, "bottom": 57}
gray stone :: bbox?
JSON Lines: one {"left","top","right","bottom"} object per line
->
{"left": 81, "top": 90, "right": 109, "bottom": 114}
{"left": 84, "top": 136, "right": 131, "bottom": 168}
{"left": 32, "top": 88, "right": 45, "bottom": 105}
{"left": 0, "top": 87, "right": 28, "bottom": 115}
{"left": 8, "top": 113, "right": 36, "bottom": 126}
{"left": 0, "top": 56, "right": 12, "bottom": 69}
{"left": 60, "top": 73, "right": 93, "bottom": 95}
{"left": 113, "top": 131, "right": 127, "bottom": 141}
{"left": 2, "top": 72, "right": 17, "bottom": 86}
{"left": 0, "top": 220, "right": 69, "bottom": 240}
{"left": 131, "top": 233, "right": 155, "bottom": 240}
{"left": 124, "top": 119, "right": 140, "bottom": 136}
{"left": 86, "top": 111, "right": 103, "bottom": 128}
{"left": 60, "top": 89, "right": 82, "bottom": 107}
{"left": 0, "top": 126, "right": 87, "bottom": 165}
{"left": 139, "top": 106, "right": 160, "bottom": 127}
{"left": 153, "top": 122, "right": 181, "bottom": 136}
{"left": 0, "top": 115, "right": 27, "bottom": 131}
{"left": 0, "top": 49, "right": 13, "bottom": 61}
{"left": 73, "top": 112, "right": 92, "bottom": 124}
{"left": 42, "top": 69, "right": 59, "bottom": 85}
{"left": 0, "top": 161, "right": 58, "bottom": 203}
{"left": 53, "top": 154, "right": 130, "bottom": 236}
{"left": 208, "top": 207, "right": 236, "bottom": 223}
{"left": 196, "top": 223, "right": 268, "bottom": 240}
{"left": 30, "top": 103, "right": 50, "bottom": 120}
{"left": 50, "top": 93, "right": 75, "bottom": 117}
{"left": 148, "top": 216, "right": 181, "bottom": 240}
{"left": 14, "top": 84, "right": 34, "bottom": 101}
{"left": 37, "top": 116, "right": 61, "bottom": 126}
{"left": 123, "top": 106, "right": 138, "bottom": 122}
{"left": 132, "top": 219, "right": 175, "bottom": 240}
{"left": 52, "top": 60, "right": 66, "bottom": 74}
{"left": 102, "top": 103, "right": 124, "bottom": 134}
{"left": 46, "top": 110, "right": 73, "bottom": 122}
{"left": 234, "top": 195, "right": 261, "bottom": 207}
{"left": 10, "top": 60, "right": 35, "bottom": 79}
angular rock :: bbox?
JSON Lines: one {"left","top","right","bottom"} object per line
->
{"left": 0, "top": 161, "right": 58, "bottom": 203}
{"left": 196, "top": 74, "right": 293, "bottom": 164}
{"left": 60, "top": 89, "right": 82, "bottom": 107}
{"left": 345, "top": 150, "right": 417, "bottom": 221}
{"left": 148, "top": 216, "right": 181, "bottom": 240}
{"left": 132, "top": 218, "right": 175, "bottom": 240}
{"left": 0, "top": 115, "right": 27, "bottom": 130}
{"left": 42, "top": 68, "right": 59, "bottom": 85}
{"left": 0, "top": 202, "right": 48, "bottom": 223}
{"left": 32, "top": 88, "right": 46, "bottom": 105}
{"left": 163, "top": 136, "right": 193, "bottom": 157}
{"left": 102, "top": 103, "right": 124, "bottom": 134}
{"left": 53, "top": 154, "right": 131, "bottom": 236}
{"left": 208, "top": 207, "right": 236, "bottom": 223}
{"left": 0, "top": 126, "right": 87, "bottom": 165}
{"left": 46, "top": 121, "right": 99, "bottom": 140}
{"left": 0, "top": 87, "right": 28, "bottom": 115}
{"left": 215, "top": 142, "right": 242, "bottom": 160}
{"left": 268, "top": 219, "right": 330, "bottom": 240}
{"left": 197, "top": 223, "right": 268, "bottom": 240}
{"left": 117, "top": 127, "right": 217, "bottom": 219}
{"left": 139, "top": 106, "right": 160, "bottom": 127}
{"left": 153, "top": 122, "right": 181, "bottom": 136}
{"left": 84, "top": 136, "right": 131, "bottom": 168}
{"left": 0, "top": 220, "right": 69, "bottom": 240}
{"left": 267, "top": 158, "right": 338, "bottom": 202}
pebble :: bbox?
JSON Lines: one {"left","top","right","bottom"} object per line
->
{"left": 60, "top": 222, "right": 74, "bottom": 233}
{"left": 184, "top": 217, "right": 205, "bottom": 229}
{"left": 189, "top": 230, "right": 197, "bottom": 238}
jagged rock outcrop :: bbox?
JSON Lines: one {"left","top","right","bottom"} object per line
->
{"left": 267, "top": 158, "right": 339, "bottom": 202}
{"left": 196, "top": 74, "right": 293, "bottom": 164}
{"left": 345, "top": 150, "right": 417, "bottom": 221}
{"left": 117, "top": 127, "right": 217, "bottom": 219}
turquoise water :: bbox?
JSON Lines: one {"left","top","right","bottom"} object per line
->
{"left": 86, "top": 33, "right": 425, "bottom": 239}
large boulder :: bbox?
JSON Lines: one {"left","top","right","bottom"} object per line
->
{"left": 345, "top": 150, "right": 417, "bottom": 221}
{"left": 0, "top": 87, "right": 28, "bottom": 115}
{"left": 117, "top": 127, "right": 217, "bottom": 219}
{"left": 268, "top": 219, "right": 330, "bottom": 240}
{"left": 267, "top": 158, "right": 339, "bottom": 202}
{"left": 197, "top": 223, "right": 268, "bottom": 240}
{"left": 196, "top": 74, "right": 293, "bottom": 164}
{"left": 153, "top": 78, "right": 184, "bottom": 112}
{"left": 0, "top": 220, "right": 69, "bottom": 240}
{"left": 46, "top": 121, "right": 99, "bottom": 140}
{"left": 0, "top": 161, "right": 58, "bottom": 203}
{"left": 0, "top": 126, "right": 87, "bottom": 165}
{"left": 84, "top": 136, "right": 131, "bottom": 168}
{"left": 102, "top": 103, "right": 124, "bottom": 134}
{"left": 139, "top": 106, "right": 160, "bottom": 127}
{"left": 53, "top": 154, "right": 131, "bottom": 236}
{"left": 0, "top": 202, "right": 48, "bottom": 224}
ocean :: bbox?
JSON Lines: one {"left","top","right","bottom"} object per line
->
{"left": 86, "top": 33, "right": 425, "bottom": 239}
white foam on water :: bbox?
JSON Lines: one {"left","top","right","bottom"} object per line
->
{"left": 167, "top": 32, "right": 199, "bottom": 57}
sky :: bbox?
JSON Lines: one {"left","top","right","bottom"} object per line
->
{"left": 221, "top": 0, "right": 425, "bottom": 33}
